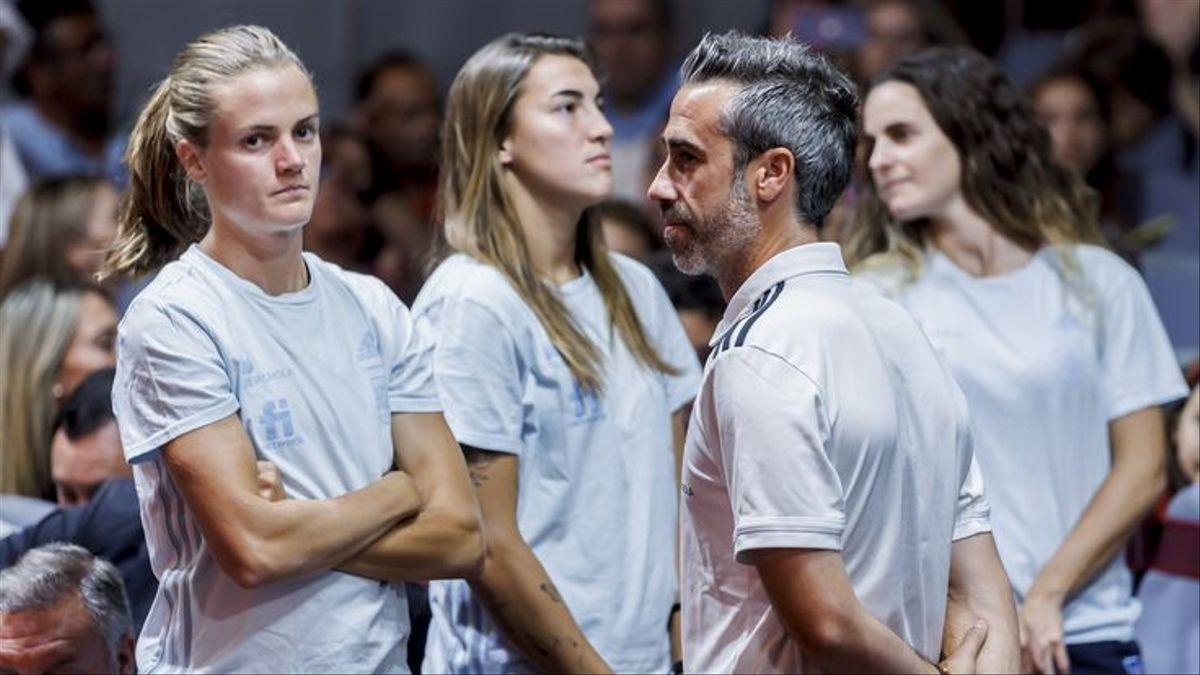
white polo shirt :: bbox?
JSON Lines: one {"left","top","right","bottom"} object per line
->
{"left": 681, "top": 243, "right": 991, "bottom": 674}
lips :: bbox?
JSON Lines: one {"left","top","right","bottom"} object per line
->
{"left": 273, "top": 185, "right": 309, "bottom": 196}
{"left": 586, "top": 154, "right": 612, "bottom": 167}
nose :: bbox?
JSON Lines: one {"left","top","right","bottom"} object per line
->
{"left": 275, "top": 136, "right": 306, "bottom": 174}
{"left": 589, "top": 106, "right": 614, "bottom": 146}
{"left": 867, "top": 138, "right": 892, "bottom": 176}
{"left": 646, "top": 160, "right": 676, "bottom": 206}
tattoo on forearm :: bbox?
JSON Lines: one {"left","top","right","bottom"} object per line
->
{"left": 539, "top": 580, "right": 564, "bottom": 603}
{"left": 527, "top": 633, "right": 560, "bottom": 658}
{"left": 463, "top": 448, "right": 501, "bottom": 488}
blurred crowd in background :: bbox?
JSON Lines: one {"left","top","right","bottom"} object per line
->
{"left": 0, "top": 0, "right": 1196, "bottom": 672}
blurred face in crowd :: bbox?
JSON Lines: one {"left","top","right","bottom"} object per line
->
{"left": 601, "top": 214, "right": 654, "bottom": 260}
{"left": 51, "top": 419, "right": 127, "bottom": 507}
{"left": 589, "top": 0, "right": 671, "bottom": 107}
{"left": 179, "top": 65, "right": 321, "bottom": 239}
{"left": 33, "top": 12, "right": 115, "bottom": 122}
{"left": 500, "top": 55, "right": 613, "bottom": 213}
{"left": 64, "top": 182, "right": 120, "bottom": 281}
{"left": 0, "top": 593, "right": 133, "bottom": 675}
{"left": 857, "top": 0, "right": 923, "bottom": 83}
{"left": 1177, "top": 386, "right": 1200, "bottom": 484}
{"left": 864, "top": 80, "right": 964, "bottom": 222}
{"left": 1140, "top": 0, "right": 1200, "bottom": 65}
{"left": 648, "top": 81, "right": 760, "bottom": 276}
{"left": 360, "top": 64, "right": 441, "bottom": 172}
{"left": 54, "top": 291, "right": 116, "bottom": 401}
{"left": 1033, "top": 77, "right": 1107, "bottom": 176}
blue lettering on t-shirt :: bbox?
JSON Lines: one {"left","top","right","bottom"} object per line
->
{"left": 260, "top": 399, "right": 295, "bottom": 442}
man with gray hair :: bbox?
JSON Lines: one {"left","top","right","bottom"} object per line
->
{"left": 0, "top": 543, "right": 134, "bottom": 674}
{"left": 649, "top": 32, "right": 1020, "bottom": 673}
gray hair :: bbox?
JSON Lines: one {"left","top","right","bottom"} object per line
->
{"left": 0, "top": 543, "right": 133, "bottom": 654}
{"left": 680, "top": 31, "right": 859, "bottom": 228}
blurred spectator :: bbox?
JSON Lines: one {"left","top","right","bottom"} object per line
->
{"left": 1029, "top": 65, "right": 1138, "bottom": 264}
{"left": 0, "top": 280, "right": 116, "bottom": 500}
{"left": 0, "top": 544, "right": 135, "bottom": 675}
{"left": 49, "top": 367, "right": 127, "bottom": 507}
{"left": 4, "top": 0, "right": 124, "bottom": 184}
{"left": 304, "top": 125, "right": 372, "bottom": 272}
{"left": 354, "top": 50, "right": 442, "bottom": 301}
{"left": 0, "top": 0, "right": 31, "bottom": 248}
{"left": 355, "top": 49, "right": 440, "bottom": 218}
{"left": 0, "top": 174, "right": 119, "bottom": 297}
{"left": 597, "top": 198, "right": 662, "bottom": 261}
{"left": 1069, "top": 19, "right": 1199, "bottom": 360}
{"left": 855, "top": 0, "right": 967, "bottom": 83}
{"left": 1134, "top": 384, "right": 1199, "bottom": 675}
{"left": 588, "top": 0, "right": 678, "bottom": 203}
{"left": 646, "top": 251, "right": 724, "bottom": 364}
{"left": 1, "top": 367, "right": 155, "bottom": 633}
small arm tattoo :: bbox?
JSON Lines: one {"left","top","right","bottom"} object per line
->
{"left": 462, "top": 447, "right": 503, "bottom": 488}
{"left": 539, "top": 580, "right": 564, "bottom": 603}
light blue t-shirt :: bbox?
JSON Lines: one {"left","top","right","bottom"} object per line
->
{"left": 860, "top": 244, "right": 1187, "bottom": 644}
{"left": 415, "top": 253, "right": 701, "bottom": 674}
{"left": 113, "top": 245, "right": 440, "bottom": 673}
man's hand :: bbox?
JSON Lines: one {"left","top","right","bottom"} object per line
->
{"left": 1020, "top": 593, "right": 1070, "bottom": 674}
{"left": 940, "top": 619, "right": 989, "bottom": 674}
{"left": 256, "top": 461, "right": 287, "bottom": 502}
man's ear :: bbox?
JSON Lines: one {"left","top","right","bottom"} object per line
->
{"left": 176, "top": 139, "right": 207, "bottom": 185}
{"left": 751, "top": 147, "right": 795, "bottom": 205}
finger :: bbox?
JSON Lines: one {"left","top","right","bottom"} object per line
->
{"left": 958, "top": 619, "right": 989, "bottom": 657}
{"left": 1025, "top": 642, "right": 1049, "bottom": 674}
{"left": 1053, "top": 641, "right": 1070, "bottom": 674}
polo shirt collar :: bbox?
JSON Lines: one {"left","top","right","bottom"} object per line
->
{"left": 709, "top": 242, "right": 849, "bottom": 347}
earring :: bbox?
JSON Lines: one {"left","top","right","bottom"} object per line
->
{"left": 52, "top": 382, "right": 65, "bottom": 400}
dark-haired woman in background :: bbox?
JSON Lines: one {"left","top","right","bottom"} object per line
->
{"left": 848, "top": 48, "right": 1187, "bottom": 675}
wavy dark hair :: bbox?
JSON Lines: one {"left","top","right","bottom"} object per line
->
{"left": 845, "top": 47, "right": 1104, "bottom": 284}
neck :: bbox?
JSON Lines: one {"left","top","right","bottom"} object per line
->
{"left": 504, "top": 174, "right": 583, "bottom": 285}
{"left": 927, "top": 196, "right": 1033, "bottom": 277}
{"left": 716, "top": 207, "right": 816, "bottom": 300}
{"left": 200, "top": 216, "right": 308, "bottom": 295}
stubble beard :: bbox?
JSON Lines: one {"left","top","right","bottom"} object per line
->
{"left": 666, "top": 179, "right": 761, "bottom": 278}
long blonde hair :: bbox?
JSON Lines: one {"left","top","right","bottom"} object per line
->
{"left": 0, "top": 176, "right": 109, "bottom": 298}
{"left": 100, "top": 25, "right": 310, "bottom": 278}
{"left": 0, "top": 281, "right": 91, "bottom": 499}
{"left": 439, "top": 33, "right": 676, "bottom": 391}
{"left": 845, "top": 48, "right": 1104, "bottom": 291}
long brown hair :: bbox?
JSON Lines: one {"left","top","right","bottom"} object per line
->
{"left": 99, "top": 25, "right": 310, "bottom": 279}
{"left": 845, "top": 47, "right": 1104, "bottom": 285}
{"left": 438, "top": 33, "right": 676, "bottom": 391}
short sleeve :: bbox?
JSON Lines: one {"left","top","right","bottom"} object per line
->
{"left": 113, "top": 301, "right": 239, "bottom": 461}
{"left": 1096, "top": 261, "right": 1188, "bottom": 419}
{"left": 429, "top": 296, "right": 525, "bottom": 455}
{"left": 953, "top": 453, "right": 992, "bottom": 542}
{"left": 643, "top": 272, "right": 703, "bottom": 412}
{"left": 711, "top": 347, "right": 845, "bottom": 561}
{"left": 385, "top": 296, "right": 442, "bottom": 413}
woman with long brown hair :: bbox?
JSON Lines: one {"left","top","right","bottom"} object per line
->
{"left": 101, "top": 24, "right": 480, "bottom": 672}
{"left": 849, "top": 47, "right": 1187, "bottom": 675}
{"left": 414, "top": 33, "right": 700, "bottom": 674}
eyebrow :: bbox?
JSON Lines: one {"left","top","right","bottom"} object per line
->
{"left": 238, "top": 113, "right": 319, "bottom": 134}
{"left": 666, "top": 137, "right": 706, "bottom": 158}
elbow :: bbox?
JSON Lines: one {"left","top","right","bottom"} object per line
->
{"left": 792, "top": 610, "right": 861, "bottom": 670}
{"left": 441, "top": 507, "right": 485, "bottom": 579}
{"left": 222, "top": 546, "right": 286, "bottom": 589}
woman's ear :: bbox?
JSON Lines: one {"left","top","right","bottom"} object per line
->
{"left": 498, "top": 137, "right": 514, "bottom": 166}
{"left": 176, "top": 139, "right": 207, "bottom": 185}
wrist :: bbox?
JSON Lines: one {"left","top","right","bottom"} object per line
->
{"left": 1026, "top": 577, "right": 1067, "bottom": 606}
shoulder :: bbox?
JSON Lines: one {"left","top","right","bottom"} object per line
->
{"left": 416, "top": 253, "right": 526, "bottom": 319}
{"left": 119, "top": 257, "right": 223, "bottom": 336}
{"left": 1050, "top": 243, "right": 1143, "bottom": 299}
{"left": 607, "top": 251, "right": 660, "bottom": 290}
